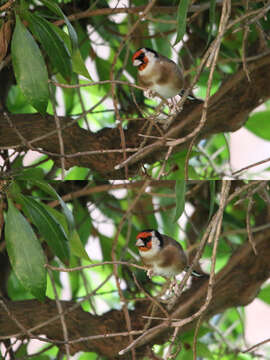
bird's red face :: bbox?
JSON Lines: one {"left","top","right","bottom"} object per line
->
{"left": 132, "top": 49, "right": 149, "bottom": 71}
{"left": 136, "top": 231, "right": 153, "bottom": 251}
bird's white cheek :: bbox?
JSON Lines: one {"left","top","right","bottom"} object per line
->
{"left": 138, "top": 61, "right": 156, "bottom": 76}
{"left": 133, "top": 59, "right": 141, "bottom": 66}
{"left": 139, "top": 247, "right": 159, "bottom": 258}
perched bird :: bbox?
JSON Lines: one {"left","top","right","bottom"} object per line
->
{"left": 135, "top": 229, "right": 206, "bottom": 280}
{"left": 132, "top": 47, "right": 197, "bottom": 106}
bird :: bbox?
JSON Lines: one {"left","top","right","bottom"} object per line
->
{"left": 132, "top": 47, "right": 198, "bottom": 109}
{"left": 135, "top": 229, "right": 206, "bottom": 280}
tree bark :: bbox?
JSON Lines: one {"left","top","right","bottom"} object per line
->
{"left": 1, "top": 229, "right": 270, "bottom": 359}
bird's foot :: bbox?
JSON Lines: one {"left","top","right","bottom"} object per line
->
{"left": 168, "top": 99, "right": 182, "bottom": 114}
{"left": 146, "top": 269, "right": 154, "bottom": 278}
{"left": 169, "top": 278, "right": 180, "bottom": 295}
{"left": 145, "top": 89, "right": 155, "bottom": 99}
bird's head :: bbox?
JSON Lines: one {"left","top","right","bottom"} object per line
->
{"left": 135, "top": 229, "right": 163, "bottom": 254}
{"left": 132, "top": 48, "right": 158, "bottom": 71}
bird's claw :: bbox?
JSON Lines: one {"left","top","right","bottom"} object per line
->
{"left": 168, "top": 100, "right": 182, "bottom": 114}
{"left": 145, "top": 89, "right": 155, "bottom": 99}
{"left": 147, "top": 269, "right": 154, "bottom": 278}
{"left": 169, "top": 278, "right": 180, "bottom": 295}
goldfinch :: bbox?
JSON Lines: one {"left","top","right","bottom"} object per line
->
{"left": 135, "top": 229, "right": 206, "bottom": 279}
{"left": 132, "top": 48, "right": 197, "bottom": 103}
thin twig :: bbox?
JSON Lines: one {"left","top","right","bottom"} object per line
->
{"left": 232, "top": 156, "right": 270, "bottom": 176}
{"left": 132, "top": 273, "right": 170, "bottom": 320}
{"left": 193, "top": 314, "right": 204, "bottom": 360}
{"left": 246, "top": 194, "right": 257, "bottom": 255}
{"left": 45, "top": 260, "right": 147, "bottom": 272}
{"left": 243, "top": 337, "right": 270, "bottom": 353}
{"left": 0, "top": 0, "right": 15, "bottom": 12}
{"left": 48, "top": 269, "right": 70, "bottom": 359}
{"left": 0, "top": 299, "right": 35, "bottom": 339}
{"left": 165, "top": 326, "right": 182, "bottom": 360}
{"left": 49, "top": 85, "right": 66, "bottom": 179}
{"left": 242, "top": 0, "right": 251, "bottom": 82}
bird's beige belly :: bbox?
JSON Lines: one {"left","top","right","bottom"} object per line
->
{"left": 152, "top": 263, "right": 178, "bottom": 277}
{"left": 149, "top": 83, "right": 179, "bottom": 99}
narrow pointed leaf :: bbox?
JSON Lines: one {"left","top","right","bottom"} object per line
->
{"left": 173, "top": 180, "right": 186, "bottom": 222}
{"left": 40, "top": 0, "right": 78, "bottom": 50}
{"left": 174, "top": 0, "right": 190, "bottom": 46}
{"left": 31, "top": 180, "right": 75, "bottom": 231}
{"left": 24, "top": 11, "right": 72, "bottom": 79}
{"left": 245, "top": 111, "right": 270, "bottom": 140}
{"left": 69, "top": 229, "right": 90, "bottom": 261}
{"left": 11, "top": 15, "right": 49, "bottom": 113}
{"left": 18, "top": 194, "right": 70, "bottom": 263}
{"left": 5, "top": 199, "right": 46, "bottom": 300}
{"left": 72, "top": 48, "right": 91, "bottom": 79}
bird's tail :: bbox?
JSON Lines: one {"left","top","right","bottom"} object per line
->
{"left": 178, "top": 89, "right": 203, "bottom": 102}
{"left": 185, "top": 266, "right": 208, "bottom": 278}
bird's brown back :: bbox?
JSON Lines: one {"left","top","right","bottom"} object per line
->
{"left": 160, "top": 235, "right": 187, "bottom": 272}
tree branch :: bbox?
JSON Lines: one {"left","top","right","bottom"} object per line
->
{"left": 1, "top": 229, "right": 270, "bottom": 359}
{"left": 1, "top": 53, "right": 270, "bottom": 178}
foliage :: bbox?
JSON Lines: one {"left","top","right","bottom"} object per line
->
{"left": 1, "top": 179, "right": 270, "bottom": 359}
{"left": 0, "top": 0, "right": 270, "bottom": 179}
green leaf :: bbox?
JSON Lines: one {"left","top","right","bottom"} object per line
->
{"left": 73, "top": 199, "right": 91, "bottom": 245}
{"left": 5, "top": 199, "right": 46, "bottom": 300}
{"left": 174, "top": 0, "right": 190, "bottom": 46}
{"left": 245, "top": 111, "right": 270, "bottom": 140}
{"left": 6, "top": 84, "right": 36, "bottom": 113}
{"left": 18, "top": 194, "right": 70, "bottom": 263}
{"left": 40, "top": 0, "right": 78, "bottom": 51}
{"left": 69, "top": 229, "right": 90, "bottom": 261}
{"left": 51, "top": 24, "right": 72, "bottom": 53}
{"left": 78, "top": 352, "right": 98, "bottom": 360}
{"left": 65, "top": 166, "right": 89, "bottom": 180}
{"left": 14, "top": 168, "right": 45, "bottom": 180}
{"left": 258, "top": 285, "right": 270, "bottom": 304}
{"left": 7, "top": 271, "right": 34, "bottom": 300}
{"left": 99, "top": 233, "right": 114, "bottom": 261}
{"left": 68, "top": 256, "right": 80, "bottom": 297}
{"left": 196, "top": 342, "right": 214, "bottom": 359}
{"left": 24, "top": 11, "right": 72, "bottom": 79}
{"left": 11, "top": 15, "right": 49, "bottom": 114}
{"left": 72, "top": 48, "right": 91, "bottom": 79}
{"left": 31, "top": 180, "right": 75, "bottom": 231}
{"left": 173, "top": 180, "right": 186, "bottom": 222}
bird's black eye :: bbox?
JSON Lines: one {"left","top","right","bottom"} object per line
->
{"left": 139, "top": 236, "right": 151, "bottom": 246}
{"left": 136, "top": 53, "right": 145, "bottom": 63}
{"left": 144, "top": 236, "right": 152, "bottom": 244}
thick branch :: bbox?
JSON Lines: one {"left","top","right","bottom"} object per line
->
{"left": 1, "top": 229, "right": 270, "bottom": 359}
{"left": 1, "top": 54, "right": 270, "bottom": 178}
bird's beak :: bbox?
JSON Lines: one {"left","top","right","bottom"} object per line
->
{"left": 136, "top": 238, "right": 144, "bottom": 247}
{"left": 133, "top": 59, "right": 141, "bottom": 67}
